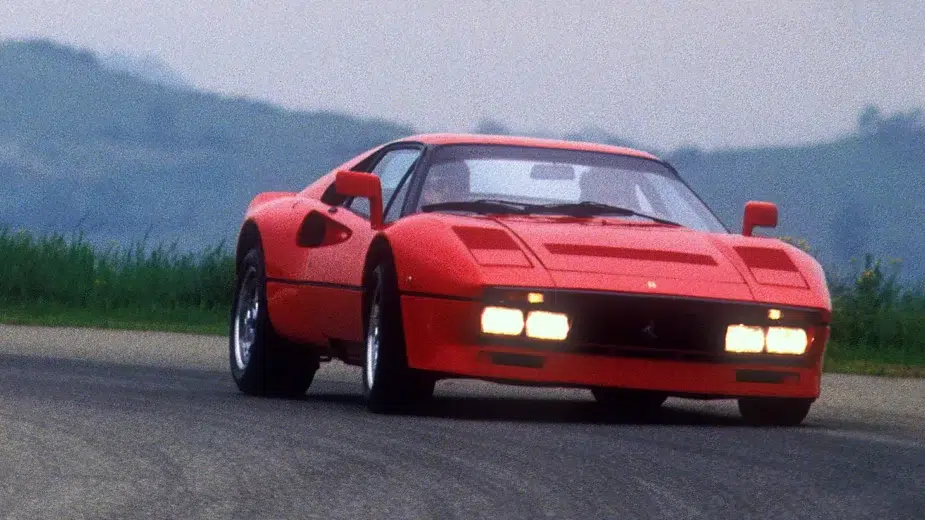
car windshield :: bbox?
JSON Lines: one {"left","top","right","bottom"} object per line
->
{"left": 415, "top": 144, "right": 727, "bottom": 232}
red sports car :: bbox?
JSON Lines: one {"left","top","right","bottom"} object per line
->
{"left": 229, "top": 133, "right": 831, "bottom": 425}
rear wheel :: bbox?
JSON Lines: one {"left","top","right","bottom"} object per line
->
{"left": 362, "top": 258, "right": 435, "bottom": 413}
{"left": 738, "top": 397, "right": 812, "bottom": 426}
{"left": 592, "top": 388, "right": 667, "bottom": 417}
{"left": 230, "top": 247, "right": 319, "bottom": 396}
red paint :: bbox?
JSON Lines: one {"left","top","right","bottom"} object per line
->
{"left": 334, "top": 170, "right": 384, "bottom": 229}
{"left": 469, "top": 249, "right": 533, "bottom": 267}
{"left": 500, "top": 219, "right": 745, "bottom": 283}
{"left": 742, "top": 201, "right": 778, "bottom": 237}
{"left": 734, "top": 246, "right": 799, "bottom": 272}
{"left": 545, "top": 243, "right": 718, "bottom": 266}
{"left": 235, "top": 133, "right": 832, "bottom": 400}
{"left": 402, "top": 133, "right": 659, "bottom": 160}
{"left": 453, "top": 226, "right": 521, "bottom": 250}
{"left": 400, "top": 295, "right": 823, "bottom": 398}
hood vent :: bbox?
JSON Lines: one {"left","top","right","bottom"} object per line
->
{"left": 453, "top": 226, "right": 520, "bottom": 250}
{"left": 733, "top": 246, "right": 806, "bottom": 288}
{"left": 734, "top": 246, "right": 798, "bottom": 272}
{"left": 453, "top": 225, "right": 532, "bottom": 267}
{"left": 545, "top": 243, "right": 718, "bottom": 266}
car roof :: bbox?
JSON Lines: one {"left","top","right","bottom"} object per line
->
{"left": 398, "top": 133, "right": 660, "bottom": 161}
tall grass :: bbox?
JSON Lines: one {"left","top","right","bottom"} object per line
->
{"left": 1, "top": 227, "right": 923, "bottom": 371}
{"left": 781, "top": 237, "right": 925, "bottom": 370}
{"left": 0, "top": 227, "right": 234, "bottom": 315}
{"left": 825, "top": 255, "right": 925, "bottom": 367}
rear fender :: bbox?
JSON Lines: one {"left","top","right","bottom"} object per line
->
{"left": 246, "top": 191, "right": 296, "bottom": 213}
{"left": 239, "top": 193, "right": 315, "bottom": 280}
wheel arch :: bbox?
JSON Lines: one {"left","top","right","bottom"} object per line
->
{"left": 361, "top": 234, "right": 395, "bottom": 319}
{"left": 235, "top": 219, "right": 262, "bottom": 268}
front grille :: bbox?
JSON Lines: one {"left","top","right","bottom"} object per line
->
{"left": 566, "top": 294, "right": 724, "bottom": 358}
{"left": 482, "top": 288, "right": 826, "bottom": 364}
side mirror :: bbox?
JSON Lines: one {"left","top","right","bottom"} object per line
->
{"left": 335, "top": 170, "right": 384, "bottom": 229}
{"left": 742, "top": 201, "right": 778, "bottom": 237}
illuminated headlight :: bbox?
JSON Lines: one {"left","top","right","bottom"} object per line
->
{"left": 481, "top": 306, "right": 524, "bottom": 336}
{"left": 525, "top": 311, "right": 570, "bottom": 340}
{"left": 725, "top": 325, "right": 765, "bottom": 353}
{"left": 766, "top": 327, "right": 808, "bottom": 355}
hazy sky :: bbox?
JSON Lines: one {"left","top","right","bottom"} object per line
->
{"left": 3, "top": 1, "right": 923, "bottom": 150}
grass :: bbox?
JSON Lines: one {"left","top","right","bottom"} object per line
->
{"left": 1, "top": 227, "right": 923, "bottom": 377}
{"left": 0, "top": 303, "right": 227, "bottom": 336}
{"left": 823, "top": 357, "right": 925, "bottom": 378}
{"left": 0, "top": 227, "right": 233, "bottom": 336}
{"left": 782, "top": 237, "right": 925, "bottom": 376}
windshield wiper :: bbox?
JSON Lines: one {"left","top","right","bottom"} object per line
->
{"left": 524, "top": 201, "right": 683, "bottom": 227}
{"left": 420, "top": 198, "right": 530, "bottom": 215}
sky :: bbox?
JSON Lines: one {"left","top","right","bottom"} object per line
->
{"left": 2, "top": 0, "right": 923, "bottom": 151}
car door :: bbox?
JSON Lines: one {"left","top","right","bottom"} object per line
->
{"left": 293, "top": 144, "right": 425, "bottom": 344}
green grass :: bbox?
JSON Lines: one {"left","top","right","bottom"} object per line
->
{"left": 1, "top": 227, "right": 923, "bottom": 377}
{"left": 0, "top": 303, "right": 227, "bottom": 336}
{"left": 821, "top": 254, "right": 925, "bottom": 376}
{"left": 823, "top": 356, "right": 925, "bottom": 378}
{"left": 0, "top": 227, "right": 233, "bottom": 336}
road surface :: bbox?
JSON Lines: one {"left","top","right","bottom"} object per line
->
{"left": 0, "top": 325, "right": 923, "bottom": 519}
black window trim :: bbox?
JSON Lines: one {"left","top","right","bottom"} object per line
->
{"left": 340, "top": 141, "right": 427, "bottom": 221}
{"left": 401, "top": 143, "right": 730, "bottom": 233}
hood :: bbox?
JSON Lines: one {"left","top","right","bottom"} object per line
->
{"left": 495, "top": 218, "right": 745, "bottom": 283}
{"left": 431, "top": 213, "right": 827, "bottom": 310}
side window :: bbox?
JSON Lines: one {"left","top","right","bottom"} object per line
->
{"left": 384, "top": 172, "right": 414, "bottom": 223}
{"left": 349, "top": 148, "right": 422, "bottom": 217}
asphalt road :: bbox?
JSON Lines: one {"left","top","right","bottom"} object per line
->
{"left": 1, "top": 325, "right": 923, "bottom": 519}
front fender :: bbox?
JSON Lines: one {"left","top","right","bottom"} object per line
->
{"left": 709, "top": 233, "right": 832, "bottom": 317}
{"left": 382, "top": 214, "right": 555, "bottom": 299}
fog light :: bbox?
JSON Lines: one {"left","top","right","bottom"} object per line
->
{"left": 725, "top": 325, "right": 765, "bottom": 353}
{"left": 766, "top": 327, "right": 808, "bottom": 355}
{"left": 481, "top": 306, "right": 524, "bottom": 336}
{"left": 525, "top": 311, "right": 570, "bottom": 340}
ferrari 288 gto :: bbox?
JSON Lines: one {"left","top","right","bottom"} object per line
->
{"left": 229, "top": 133, "right": 831, "bottom": 425}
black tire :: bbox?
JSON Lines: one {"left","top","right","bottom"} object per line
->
{"left": 229, "top": 247, "right": 319, "bottom": 397}
{"left": 362, "top": 256, "right": 435, "bottom": 413}
{"left": 738, "top": 397, "right": 812, "bottom": 426}
{"left": 592, "top": 388, "right": 667, "bottom": 418}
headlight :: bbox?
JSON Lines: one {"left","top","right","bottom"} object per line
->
{"left": 766, "top": 327, "right": 808, "bottom": 355}
{"left": 481, "top": 306, "right": 524, "bottom": 335}
{"left": 725, "top": 325, "right": 765, "bottom": 353}
{"left": 525, "top": 311, "right": 570, "bottom": 340}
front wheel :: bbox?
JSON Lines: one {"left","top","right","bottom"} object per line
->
{"left": 738, "top": 397, "right": 812, "bottom": 426}
{"left": 230, "top": 248, "right": 319, "bottom": 397}
{"left": 362, "top": 260, "right": 435, "bottom": 413}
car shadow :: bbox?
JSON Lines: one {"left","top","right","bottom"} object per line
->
{"left": 299, "top": 391, "right": 760, "bottom": 427}
{"left": 412, "top": 396, "right": 749, "bottom": 426}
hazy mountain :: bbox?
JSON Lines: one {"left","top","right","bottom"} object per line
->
{"left": 1, "top": 39, "right": 922, "bottom": 279}
{"left": 666, "top": 108, "right": 924, "bottom": 277}
{"left": 99, "top": 52, "right": 191, "bottom": 89}
{"left": 0, "top": 39, "right": 412, "bottom": 247}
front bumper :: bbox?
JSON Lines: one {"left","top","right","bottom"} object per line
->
{"left": 400, "top": 293, "right": 827, "bottom": 399}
